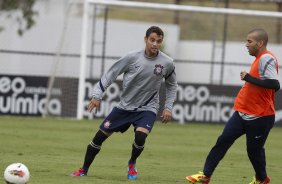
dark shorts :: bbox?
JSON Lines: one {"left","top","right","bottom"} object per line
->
{"left": 99, "top": 107, "right": 157, "bottom": 133}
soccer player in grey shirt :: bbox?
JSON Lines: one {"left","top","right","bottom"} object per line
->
{"left": 71, "top": 26, "right": 178, "bottom": 180}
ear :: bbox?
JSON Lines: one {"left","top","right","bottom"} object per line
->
{"left": 258, "top": 40, "right": 264, "bottom": 48}
{"left": 144, "top": 36, "right": 147, "bottom": 43}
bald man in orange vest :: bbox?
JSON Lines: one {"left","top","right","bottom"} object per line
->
{"left": 186, "top": 29, "right": 280, "bottom": 184}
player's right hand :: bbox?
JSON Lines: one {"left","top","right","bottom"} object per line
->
{"left": 240, "top": 70, "right": 247, "bottom": 80}
{"left": 87, "top": 97, "right": 101, "bottom": 113}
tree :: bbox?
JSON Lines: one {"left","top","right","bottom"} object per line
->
{"left": 0, "top": 0, "right": 37, "bottom": 36}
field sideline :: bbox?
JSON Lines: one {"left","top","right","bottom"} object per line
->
{"left": 0, "top": 116, "right": 281, "bottom": 184}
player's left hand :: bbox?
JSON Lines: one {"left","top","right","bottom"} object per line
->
{"left": 161, "top": 109, "right": 172, "bottom": 124}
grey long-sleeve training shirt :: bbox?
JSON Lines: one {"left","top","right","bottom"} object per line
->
{"left": 92, "top": 49, "right": 178, "bottom": 115}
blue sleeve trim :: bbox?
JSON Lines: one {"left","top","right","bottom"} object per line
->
{"left": 165, "top": 67, "right": 175, "bottom": 80}
{"left": 99, "top": 80, "right": 105, "bottom": 92}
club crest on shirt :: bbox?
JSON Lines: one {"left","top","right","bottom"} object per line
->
{"left": 103, "top": 120, "right": 111, "bottom": 129}
{"left": 154, "top": 64, "right": 164, "bottom": 76}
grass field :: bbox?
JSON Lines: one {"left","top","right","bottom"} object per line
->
{"left": 0, "top": 116, "right": 281, "bottom": 184}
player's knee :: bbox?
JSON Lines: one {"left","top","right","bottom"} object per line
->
{"left": 247, "top": 145, "right": 261, "bottom": 155}
{"left": 216, "top": 134, "right": 235, "bottom": 146}
{"left": 91, "top": 129, "right": 109, "bottom": 146}
{"left": 134, "top": 131, "right": 148, "bottom": 148}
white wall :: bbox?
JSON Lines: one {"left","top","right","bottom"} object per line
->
{"left": 177, "top": 41, "right": 282, "bottom": 84}
{"left": 0, "top": 0, "right": 180, "bottom": 79}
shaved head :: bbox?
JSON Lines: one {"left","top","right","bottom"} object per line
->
{"left": 248, "top": 29, "right": 268, "bottom": 46}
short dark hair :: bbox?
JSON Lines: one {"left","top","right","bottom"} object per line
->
{"left": 145, "top": 26, "right": 164, "bottom": 38}
{"left": 248, "top": 28, "right": 268, "bottom": 46}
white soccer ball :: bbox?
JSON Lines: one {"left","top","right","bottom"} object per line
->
{"left": 4, "top": 163, "right": 30, "bottom": 184}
